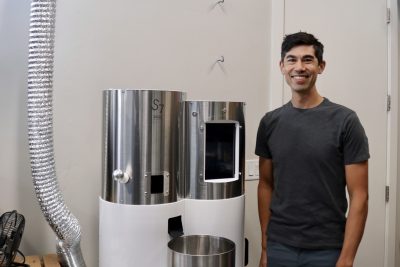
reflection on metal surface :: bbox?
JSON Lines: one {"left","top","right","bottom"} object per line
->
{"left": 112, "top": 169, "right": 131, "bottom": 184}
{"left": 102, "top": 89, "right": 186, "bottom": 204}
{"left": 180, "top": 101, "right": 245, "bottom": 200}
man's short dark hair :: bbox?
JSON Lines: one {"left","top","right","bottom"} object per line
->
{"left": 281, "top": 32, "right": 324, "bottom": 63}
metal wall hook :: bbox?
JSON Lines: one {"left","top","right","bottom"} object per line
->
{"left": 208, "top": 0, "right": 225, "bottom": 12}
{"left": 217, "top": 56, "right": 225, "bottom": 63}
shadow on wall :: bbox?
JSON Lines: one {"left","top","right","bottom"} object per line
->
{"left": 0, "top": 0, "right": 55, "bottom": 255}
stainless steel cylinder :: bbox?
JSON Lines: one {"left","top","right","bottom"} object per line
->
{"left": 102, "top": 89, "right": 186, "bottom": 204}
{"left": 168, "top": 235, "right": 235, "bottom": 267}
{"left": 180, "top": 101, "right": 245, "bottom": 200}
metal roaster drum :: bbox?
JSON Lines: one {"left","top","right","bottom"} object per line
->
{"left": 179, "top": 101, "right": 245, "bottom": 266}
{"left": 100, "top": 89, "right": 186, "bottom": 267}
{"left": 102, "top": 89, "right": 185, "bottom": 204}
{"left": 179, "top": 101, "right": 245, "bottom": 199}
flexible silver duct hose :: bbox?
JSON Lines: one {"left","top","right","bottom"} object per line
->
{"left": 27, "top": 0, "right": 86, "bottom": 266}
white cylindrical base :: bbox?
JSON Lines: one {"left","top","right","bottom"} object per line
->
{"left": 99, "top": 198, "right": 184, "bottom": 267}
{"left": 184, "top": 195, "right": 245, "bottom": 267}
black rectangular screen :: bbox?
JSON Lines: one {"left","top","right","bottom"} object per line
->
{"left": 205, "top": 123, "right": 236, "bottom": 180}
{"left": 151, "top": 175, "right": 164, "bottom": 194}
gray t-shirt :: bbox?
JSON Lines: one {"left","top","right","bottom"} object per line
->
{"left": 255, "top": 98, "right": 369, "bottom": 249}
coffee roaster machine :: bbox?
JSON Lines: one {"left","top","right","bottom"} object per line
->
{"left": 99, "top": 89, "right": 245, "bottom": 266}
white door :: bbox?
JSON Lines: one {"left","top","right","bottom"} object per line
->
{"left": 278, "top": 0, "right": 388, "bottom": 266}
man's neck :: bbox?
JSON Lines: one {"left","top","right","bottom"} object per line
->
{"left": 291, "top": 89, "right": 323, "bottom": 109}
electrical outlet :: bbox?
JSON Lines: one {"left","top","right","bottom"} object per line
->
{"left": 245, "top": 159, "right": 259, "bottom": 181}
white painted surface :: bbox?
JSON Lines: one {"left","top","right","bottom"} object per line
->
{"left": 100, "top": 196, "right": 244, "bottom": 267}
{"left": 245, "top": 159, "right": 259, "bottom": 180}
{"left": 184, "top": 196, "right": 245, "bottom": 267}
{"left": 99, "top": 198, "right": 184, "bottom": 267}
{"left": 388, "top": 1, "right": 400, "bottom": 266}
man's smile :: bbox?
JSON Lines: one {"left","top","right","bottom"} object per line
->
{"left": 290, "top": 74, "right": 310, "bottom": 83}
{"left": 290, "top": 74, "right": 310, "bottom": 78}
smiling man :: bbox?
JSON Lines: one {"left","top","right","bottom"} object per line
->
{"left": 256, "top": 32, "right": 369, "bottom": 267}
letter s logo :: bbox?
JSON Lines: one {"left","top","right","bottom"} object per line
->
{"left": 152, "top": 98, "right": 164, "bottom": 113}
{"left": 152, "top": 98, "right": 160, "bottom": 111}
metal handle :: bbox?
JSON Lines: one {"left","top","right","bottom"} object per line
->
{"left": 112, "top": 169, "right": 131, "bottom": 183}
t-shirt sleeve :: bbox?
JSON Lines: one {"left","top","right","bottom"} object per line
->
{"left": 342, "top": 112, "right": 370, "bottom": 165}
{"left": 255, "top": 116, "right": 272, "bottom": 159}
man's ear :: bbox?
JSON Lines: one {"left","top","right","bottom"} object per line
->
{"left": 279, "top": 61, "right": 284, "bottom": 74}
{"left": 318, "top": 60, "right": 326, "bottom": 74}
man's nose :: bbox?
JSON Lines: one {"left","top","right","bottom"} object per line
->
{"left": 294, "top": 61, "right": 306, "bottom": 71}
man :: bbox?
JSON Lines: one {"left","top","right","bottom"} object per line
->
{"left": 255, "top": 32, "right": 369, "bottom": 267}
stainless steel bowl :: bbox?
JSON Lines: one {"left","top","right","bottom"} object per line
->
{"left": 168, "top": 235, "right": 235, "bottom": 267}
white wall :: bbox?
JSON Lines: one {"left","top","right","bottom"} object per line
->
{"left": 389, "top": 1, "right": 399, "bottom": 266}
{"left": 0, "top": 0, "right": 271, "bottom": 266}
{"left": 396, "top": 1, "right": 400, "bottom": 265}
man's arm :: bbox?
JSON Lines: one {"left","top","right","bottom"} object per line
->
{"left": 336, "top": 161, "right": 369, "bottom": 267}
{"left": 258, "top": 157, "right": 274, "bottom": 267}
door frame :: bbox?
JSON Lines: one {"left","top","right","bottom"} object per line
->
{"left": 385, "top": 1, "right": 399, "bottom": 266}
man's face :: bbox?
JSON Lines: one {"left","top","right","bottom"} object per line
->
{"left": 280, "top": 45, "right": 325, "bottom": 93}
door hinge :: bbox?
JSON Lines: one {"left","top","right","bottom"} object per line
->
{"left": 387, "top": 95, "right": 391, "bottom": 112}
{"left": 386, "top": 186, "right": 390, "bottom": 202}
{"left": 387, "top": 8, "right": 391, "bottom": 24}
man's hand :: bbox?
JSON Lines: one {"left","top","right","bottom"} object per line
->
{"left": 336, "top": 257, "right": 353, "bottom": 267}
{"left": 336, "top": 161, "right": 368, "bottom": 267}
{"left": 258, "top": 157, "right": 273, "bottom": 267}
{"left": 259, "top": 248, "right": 267, "bottom": 267}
